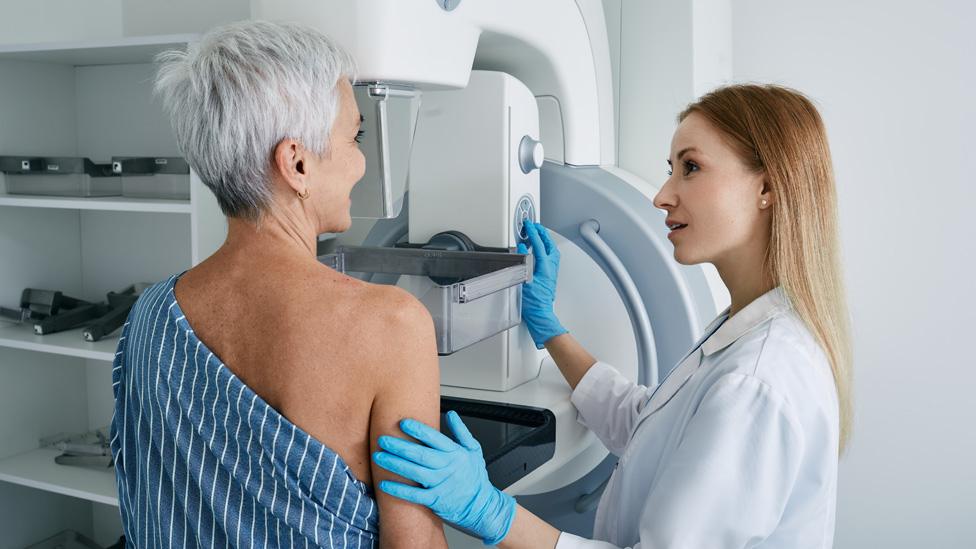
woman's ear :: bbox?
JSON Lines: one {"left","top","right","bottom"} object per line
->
{"left": 272, "top": 138, "right": 307, "bottom": 195}
{"left": 759, "top": 177, "right": 775, "bottom": 209}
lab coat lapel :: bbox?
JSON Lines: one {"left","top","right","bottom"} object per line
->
{"left": 626, "top": 289, "right": 791, "bottom": 446}
{"left": 641, "top": 346, "right": 704, "bottom": 417}
{"left": 638, "top": 288, "right": 790, "bottom": 421}
{"left": 638, "top": 309, "right": 728, "bottom": 418}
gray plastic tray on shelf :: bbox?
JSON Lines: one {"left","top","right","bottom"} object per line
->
{"left": 0, "top": 156, "right": 44, "bottom": 173}
{"left": 111, "top": 156, "right": 190, "bottom": 200}
{"left": 1, "top": 156, "right": 120, "bottom": 197}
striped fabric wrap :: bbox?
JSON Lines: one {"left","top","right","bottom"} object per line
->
{"left": 110, "top": 275, "right": 378, "bottom": 548}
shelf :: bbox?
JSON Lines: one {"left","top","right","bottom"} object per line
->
{"left": 0, "top": 34, "right": 199, "bottom": 66}
{"left": 0, "top": 448, "right": 117, "bottom": 506}
{"left": 0, "top": 322, "right": 118, "bottom": 362}
{"left": 0, "top": 194, "right": 191, "bottom": 214}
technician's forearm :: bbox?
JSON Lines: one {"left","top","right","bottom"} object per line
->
{"left": 498, "top": 504, "right": 561, "bottom": 549}
{"left": 545, "top": 333, "right": 597, "bottom": 390}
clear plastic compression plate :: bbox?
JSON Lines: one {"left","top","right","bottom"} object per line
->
{"left": 319, "top": 246, "right": 531, "bottom": 355}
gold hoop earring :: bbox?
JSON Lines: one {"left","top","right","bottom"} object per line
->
{"left": 297, "top": 188, "right": 310, "bottom": 200}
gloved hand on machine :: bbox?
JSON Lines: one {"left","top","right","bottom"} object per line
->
{"left": 517, "top": 221, "right": 568, "bottom": 349}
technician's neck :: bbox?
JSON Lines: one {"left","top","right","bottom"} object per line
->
{"left": 714, "top": 254, "right": 775, "bottom": 318}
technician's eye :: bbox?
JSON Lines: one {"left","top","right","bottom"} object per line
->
{"left": 666, "top": 160, "right": 673, "bottom": 176}
{"left": 683, "top": 160, "right": 699, "bottom": 175}
{"left": 355, "top": 129, "right": 365, "bottom": 144}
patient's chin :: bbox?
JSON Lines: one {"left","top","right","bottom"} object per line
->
{"left": 318, "top": 211, "right": 352, "bottom": 235}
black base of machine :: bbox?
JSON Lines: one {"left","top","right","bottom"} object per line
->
{"left": 440, "top": 396, "right": 556, "bottom": 490}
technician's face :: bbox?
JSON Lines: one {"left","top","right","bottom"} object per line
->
{"left": 308, "top": 79, "right": 366, "bottom": 233}
{"left": 653, "top": 112, "right": 767, "bottom": 267}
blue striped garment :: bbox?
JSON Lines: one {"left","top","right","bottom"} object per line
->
{"left": 110, "top": 274, "right": 378, "bottom": 548}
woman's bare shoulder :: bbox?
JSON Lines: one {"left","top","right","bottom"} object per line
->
{"left": 306, "top": 266, "right": 436, "bottom": 362}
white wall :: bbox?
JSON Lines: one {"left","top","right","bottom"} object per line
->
{"left": 730, "top": 1, "right": 976, "bottom": 547}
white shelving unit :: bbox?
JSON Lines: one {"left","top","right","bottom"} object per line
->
{"left": 0, "top": 34, "right": 198, "bottom": 66}
{"left": 0, "top": 195, "right": 192, "bottom": 214}
{"left": 0, "top": 323, "right": 118, "bottom": 362}
{"left": 0, "top": 33, "right": 225, "bottom": 545}
{"left": 0, "top": 448, "right": 118, "bottom": 507}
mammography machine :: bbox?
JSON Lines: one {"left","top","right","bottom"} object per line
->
{"left": 254, "top": 0, "right": 723, "bottom": 543}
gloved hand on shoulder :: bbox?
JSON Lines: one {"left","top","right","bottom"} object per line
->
{"left": 373, "top": 411, "right": 516, "bottom": 546}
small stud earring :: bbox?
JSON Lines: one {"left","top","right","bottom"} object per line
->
{"left": 297, "top": 188, "right": 310, "bottom": 200}
{"left": 760, "top": 199, "right": 768, "bottom": 207}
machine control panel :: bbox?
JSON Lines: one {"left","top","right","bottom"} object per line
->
{"left": 514, "top": 194, "right": 537, "bottom": 243}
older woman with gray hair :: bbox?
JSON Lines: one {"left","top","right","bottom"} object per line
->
{"left": 109, "top": 20, "right": 447, "bottom": 548}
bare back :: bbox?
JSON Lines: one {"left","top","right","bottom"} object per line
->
{"left": 175, "top": 246, "right": 447, "bottom": 547}
{"left": 175, "top": 259, "right": 381, "bottom": 481}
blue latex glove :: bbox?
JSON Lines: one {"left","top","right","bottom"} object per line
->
{"left": 517, "top": 221, "right": 567, "bottom": 348}
{"left": 374, "top": 411, "right": 516, "bottom": 546}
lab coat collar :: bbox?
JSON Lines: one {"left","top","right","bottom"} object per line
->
{"left": 701, "top": 287, "right": 791, "bottom": 357}
{"left": 640, "top": 315, "right": 726, "bottom": 418}
{"left": 673, "top": 309, "right": 730, "bottom": 367}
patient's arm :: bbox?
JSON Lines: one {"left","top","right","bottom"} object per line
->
{"left": 368, "top": 287, "right": 448, "bottom": 548}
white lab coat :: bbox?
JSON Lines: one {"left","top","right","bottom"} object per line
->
{"left": 556, "top": 287, "right": 839, "bottom": 549}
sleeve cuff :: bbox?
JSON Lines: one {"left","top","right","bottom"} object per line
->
{"left": 570, "top": 362, "right": 618, "bottom": 428}
{"left": 555, "top": 532, "right": 622, "bottom": 549}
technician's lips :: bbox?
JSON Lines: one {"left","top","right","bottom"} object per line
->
{"left": 665, "top": 219, "right": 688, "bottom": 232}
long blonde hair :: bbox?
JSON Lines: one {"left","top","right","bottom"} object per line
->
{"left": 681, "top": 84, "right": 853, "bottom": 454}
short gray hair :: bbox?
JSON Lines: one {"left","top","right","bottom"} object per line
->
{"left": 155, "top": 20, "right": 356, "bottom": 220}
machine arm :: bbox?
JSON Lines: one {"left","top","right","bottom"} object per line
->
{"left": 579, "top": 220, "right": 658, "bottom": 387}
{"left": 253, "top": 0, "right": 614, "bottom": 166}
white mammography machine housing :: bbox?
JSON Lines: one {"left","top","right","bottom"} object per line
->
{"left": 255, "top": 0, "right": 723, "bottom": 542}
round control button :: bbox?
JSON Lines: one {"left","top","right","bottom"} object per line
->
{"left": 518, "top": 136, "right": 545, "bottom": 174}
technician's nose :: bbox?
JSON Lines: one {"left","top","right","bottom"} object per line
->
{"left": 653, "top": 177, "right": 677, "bottom": 211}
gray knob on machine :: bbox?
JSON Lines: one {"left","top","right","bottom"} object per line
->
{"left": 518, "top": 135, "right": 545, "bottom": 174}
